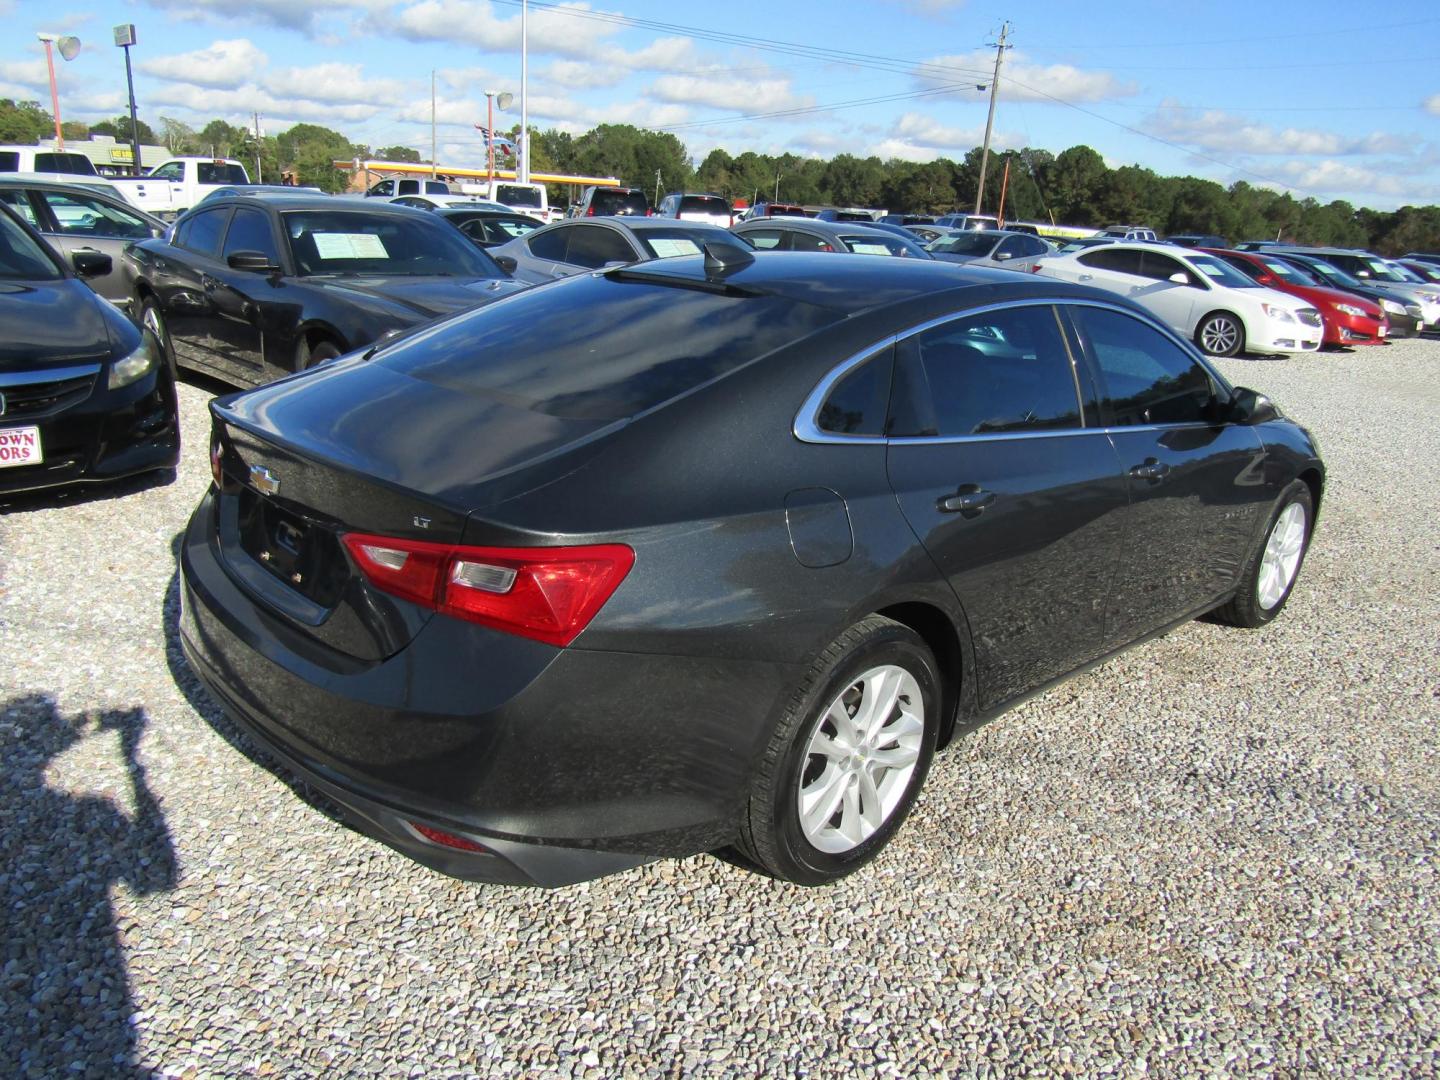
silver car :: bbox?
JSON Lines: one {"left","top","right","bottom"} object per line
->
{"left": 489, "top": 217, "right": 747, "bottom": 284}
{"left": 926, "top": 229, "right": 1050, "bottom": 272}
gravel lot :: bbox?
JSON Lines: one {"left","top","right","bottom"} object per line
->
{"left": 2, "top": 339, "right": 1437, "bottom": 1078}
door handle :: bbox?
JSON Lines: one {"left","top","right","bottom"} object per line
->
{"left": 1129, "top": 458, "right": 1171, "bottom": 482}
{"left": 939, "top": 487, "right": 996, "bottom": 514}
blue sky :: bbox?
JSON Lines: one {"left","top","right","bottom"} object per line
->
{"left": 3, "top": 0, "right": 1438, "bottom": 210}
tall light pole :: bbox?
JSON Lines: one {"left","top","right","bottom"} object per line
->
{"left": 973, "top": 21, "right": 1010, "bottom": 215}
{"left": 36, "top": 33, "right": 81, "bottom": 150}
{"left": 113, "top": 25, "right": 141, "bottom": 176}
{"left": 519, "top": 0, "right": 529, "bottom": 184}
{"left": 482, "top": 90, "right": 513, "bottom": 185}
{"left": 430, "top": 70, "right": 438, "bottom": 179}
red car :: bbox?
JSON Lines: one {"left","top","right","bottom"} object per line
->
{"left": 1206, "top": 248, "right": 1388, "bottom": 347}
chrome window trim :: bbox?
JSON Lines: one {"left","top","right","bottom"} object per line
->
{"left": 0, "top": 362, "right": 101, "bottom": 388}
{"left": 794, "top": 296, "right": 1223, "bottom": 446}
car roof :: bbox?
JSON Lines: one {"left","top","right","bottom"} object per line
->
{"left": 196, "top": 193, "right": 395, "bottom": 212}
{"left": 578, "top": 216, "right": 732, "bottom": 233}
{"left": 607, "top": 250, "right": 1108, "bottom": 315}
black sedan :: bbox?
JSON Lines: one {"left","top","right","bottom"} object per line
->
{"left": 732, "top": 217, "right": 933, "bottom": 258}
{"left": 0, "top": 203, "right": 178, "bottom": 495}
{"left": 489, "top": 216, "right": 747, "bottom": 284}
{"left": 179, "top": 252, "right": 1322, "bottom": 887}
{"left": 433, "top": 206, "right": 542, "bottom": 249}
{"left": 123, "top": 194, "right": 524, "bottom": 388}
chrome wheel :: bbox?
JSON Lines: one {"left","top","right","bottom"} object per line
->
{"left": 1257, "top": 502, "right": 1307, "bottom": 610}
{"left": 142, "top": 302, "right": 165, "bottom": 344}
{"left": 797, "top": 664, "right": 924, "bottom": 854}
{"left": 1200, "top": 315, "right": 1241, "bottom": 356}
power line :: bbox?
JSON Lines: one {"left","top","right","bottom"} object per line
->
{"left": 1020, "top": 16, "right": 1440, "bottom": 51}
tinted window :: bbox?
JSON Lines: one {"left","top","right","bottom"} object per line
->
{"left": 0, "top": 207, "right": 61, "bottom": 278}
{"left": 565, "top": 224, "right": 635, "bottom": 268}
{"left": 176, "top": 208, "right": 229, "bottom": 258}
{"left": 197, "top": 162, "right": 249, "bottom": 185}
{"left": 840, "top": 234, "right": 912, "bottom": 257}
{"left": 34, "top": 153, "right": 97, "bottom": 176}
{"left": 894, "top": 305, "right": 1082, "bottom": 437}
{"left": 379, "top": 276, "right": 841, "bottom": 421}
{"left": 787, "top": 230, "right": 832, "bottom": 253}
{"left": 527, "top": 227, "right": 570, "bottom": 261}
{"left": 223, "top": 207, "right": 280, "bottom": 264}
{"left": 1221, "top": 255, "right": 1266, "bottom": 282}
{"left": 742, "top": 229, "right": 784, "bottom": 251}
{"left": 819, "top": 352, "right": 891, "bottom": 436}
{"left": 1079, "top": 248, "right": 1143, "bottom": 275}
{"left": 0, "top": 188, "right": 39, "bottom": 226}
{"left": 995, "top": 235, "right": 1029, "bottom": 259}
{"left": 150, "top": 162, "right": 184, "bottom": 181}
{"left": 424, "top": 181, "right": 451, "bottom": 195}
{"left": 37, "top": 190, "right": 151, "bottom": 238}
{"left": 283, "top": 209, "right": 500, "bottom": 277}
{"left": 1072, "top": 306, "right": 1216, "bottom": 426}
{"left": 679, "top": 195, "right": 729, "bottom": 215}
{"left": 369, "top": 179, "right": 394, "bottom": 196}
{"left": 932, "top": 232, "right": 999, "bottom": 257}
{"left": 495, "top": 184, "right": 542, "bottom": 208}
{"left": 1136, "top": 251, "right": 1189, "bottom": 283}
{"left": 590, "top": 189, "right": 649, "bottom": 216}
{"left": 0, "top": 152, "right": 18, "bottom": 171}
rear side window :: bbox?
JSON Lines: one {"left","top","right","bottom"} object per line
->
{"left": 222, "top": 207, "right": 280, "bottom": 264}
{"left": 527, "top": 228, "right": 569, "bottom": 261}
{"left": 34, "top": 153, "right": 97, "bottom": 175}
{"left": 0, "top": 152, "right": 19, "bottom": 171}
{"left": 379, "top": 276, "right": 841, "bottom": 420}
{"left": 174, "top": 208, "right": 229, "bottom": 258}
{"left": 197, "top": 162, "right": 249, "bottom": 185}
{"left": 892, "top": 305, "right": 1083, "bottom": 437}
{"left": 1071, "top": 306, "right": 1216, "bottom": 426}
{"left": 1079, "top": 248, "right": 1143, "bottom": 275}
{"left": 742, "top": 229, "right": 784, "bottom": 250}
{"left": 818, "top": 351, "right": 891, "bottom": 436}
{"left": 679, "top": 196, "right": 729, "bottom": 215}
{"left": 787, "top": 231, "right": 832, "bottom": 253}
{"left": 0, "top": 188, "right": 39, "bottom": 226}
{"left": 564, "top": 225, "right": 635, "bottom": 268}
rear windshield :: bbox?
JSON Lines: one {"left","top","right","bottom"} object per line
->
{"left": 496, "top": 184, "right": 542, "bottom": 208}
{"left": 841, "top": 234, "right": 917, "bottom": 257}
{"left": 679, "top": 196, "right": 729, "bottom": 215}
{"left": 592, "top": 189, "right": 648, "bottom": 215}
{"left": 34, "top": 152, "right": 98, "bottom": 176}
{"left": 767, "top": 205, "right": 810, "bottom": 217}
{"left": 635, "top": 227, "right": 735, "bottom": 259}
{"left": 931, "top": 233, "right": 998, "bottom": 256}
{"left": 0, "top": 209, "right": 61, "bottom": 279}
{"left": 198, "top": 162, "right": 249, "bottom": 185}
{"left": 378, "top": 274, "right": 841, "bottom": 420}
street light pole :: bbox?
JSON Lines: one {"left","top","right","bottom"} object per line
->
{"left": 973, "top": 21, "right": 1010, "bottom": 216}
{"left": 519, "top": 0, "right": 529, "bottom": 184}
{"left": 113, "top": 25, "right": 142, "bottom": 176}
{"left": 36, "top": 33, "right": 81, "bottom": 149}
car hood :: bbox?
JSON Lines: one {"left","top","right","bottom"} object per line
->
{"left": 312, "top": 275, "right": 526, "bottom": 319}
{"left": 1297, "top": 284, "right": 1383, "bottom": 315}
{"left": 0, "top": 278, "right": 122, "bottom": 371}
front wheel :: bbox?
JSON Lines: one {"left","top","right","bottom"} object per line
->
{"left": 737, "top": 616, "right": 940, "bottom": 885}
{"left": 1215, "top": 480, "right": 1314, "bottom": 627}
{"left": 1196, "top": 312, "right": 1245, "bottom": 357}
{"left": 140, "top": 296, "right": 177, "bottom": 378}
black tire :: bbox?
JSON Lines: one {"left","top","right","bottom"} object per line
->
{"left": 736, "top": 615, "right": 940, "bottom": 885}
{"left": 1196, "top": 311, "right": 1245, "bottom": 357}
{"left": 139, "top": 296, "right": 178, "bottom": 378}
{"left": 298, "top": 338, "right": 342, "bottom": 370}
{"left": 1214, "top": 480, "right": 1314, "bottom": 628}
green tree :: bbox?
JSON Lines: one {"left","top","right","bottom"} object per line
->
{"left": 1043, "top": 145, "right": 1109, "bottom": 225}
{"left": 376, "top": 144, "right": 421, "bottom": 163}
{"left": 0, "top": 99, "right": 52, "bottom": 142}
{"left": 570, "top": 124, "right": 693, "bottom": 195}
{"left": 89, "top": 115, "right": 159, "bottom": 146}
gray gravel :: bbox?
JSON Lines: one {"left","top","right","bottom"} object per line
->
{"left": 2, "top": 340, "right": 1437, "bottom": 1077}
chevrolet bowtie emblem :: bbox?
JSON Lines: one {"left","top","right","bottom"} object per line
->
{"left": 249, "top": 464, "right": 280, "bottom": 496}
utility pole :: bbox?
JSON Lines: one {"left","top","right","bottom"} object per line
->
{"left": 973, "top": 21, "right": 1010, "bottom": 216}
{"left": 252, "top": 111, "right": 263, "bottom": 183}
{"left": 519, "top": 0, "right": 529, "bottom": 184}
{"left": 654, "top": 169, "right": 662, "bottom": 205}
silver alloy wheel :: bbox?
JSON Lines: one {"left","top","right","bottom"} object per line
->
{"left": 797, "top": 664, "right": 924, "bottom": 854}
{"left": 1257, "top": 502, "right": 1307, "bottom": 610}
{"left": 142, "top": 303, "right": 165, "bottom": 345}
{"left": 1201, "top": 315, "right": 1240, "bottom": 355}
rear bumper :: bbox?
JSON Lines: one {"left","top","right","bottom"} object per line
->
{"left": 177, "top": 492, "right": 797, "bottom": 885}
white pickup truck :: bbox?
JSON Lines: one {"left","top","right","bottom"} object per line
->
{"left": 457, "top": 179, "right": 559, "bottom": 222}
{"left": 110, "top": 157, "right": 251, "bottom": 219}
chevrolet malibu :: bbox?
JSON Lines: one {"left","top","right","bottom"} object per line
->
{"left": 180, "top": 251, "right": 1323, "bottom": 887}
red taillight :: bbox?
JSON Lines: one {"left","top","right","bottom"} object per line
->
{"left": 586, "top": 206, "right": 595, "bottom": 216}
{"left": 407, "top": 821, "right": 488, "bottom": 853}
{"left": 341, "top": 534, "right": 635, "bottom": 647}
{"left": 1031, "top": 261, "right": 1044, "bottom": 273}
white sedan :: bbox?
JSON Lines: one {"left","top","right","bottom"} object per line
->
{"left": 389, "top": 194, "right": 511, "bottom": 212}
{"left": 1036, "top": 242, "right": 1322, "bottom": 356}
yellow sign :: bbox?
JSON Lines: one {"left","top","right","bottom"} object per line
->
{"left": 110, "top": 146, "right": 134, "bottom": 163}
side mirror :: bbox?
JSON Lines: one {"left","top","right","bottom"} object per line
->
{"left": 71, "top": 250, "right": 112, "bottom": 278}
{"left": 993, "top": 250, "right": 1012, "bottom": 261}
{"left": 227, "top": 250, "right": 278, "bottom": 273}
{"left": 1228, "top": 386, "right": 1279, "bottom": 426}
{"left": 1168, "top": 272, "right": 1189, "bottom": 285}
{"left": 494, "top": 254, "right": 518, "bottom": 273}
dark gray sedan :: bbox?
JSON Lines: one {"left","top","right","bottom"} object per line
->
{"left": 0, "top": 175, "right": 168, "bottom": 314}
{"left": 489, "top": 216, "right": 747, "bottom": 284}
{"left": 927, "top": 228, "right": 1050, "bottom": 272}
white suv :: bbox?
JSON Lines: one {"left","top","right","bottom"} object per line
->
{"left": 1037, "top": 242, "right": 1322, "bottom": 356}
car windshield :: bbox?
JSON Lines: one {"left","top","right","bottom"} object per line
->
{"left": 1356, "top": 257, "right": 1406, "bottom": 283}
{"left": 1260, "top": 259, "right": 1318, "bottom": 286}
{"left": 1188, "top": 254, "right": 1256, "bottom": 288}
{"left": 376, "top": 274, "right": 841, "bottom": 421}
{"left": 1302, "top": 259, "right": 1362, "bottom": 287}
{"left": 483, "top": 214, "right": 539, "bottom": 238}
{"left": 0, "top": 210, "right": 61, "bottom": 279}
{"left": 283, "top": 210, "right": 502, "bottom": 277}
{"left": 930, "top": 233, "right": 998, "bottom": 256}
{"left": 496, "top": 184, "right": 542, "bottom": 209}
{"left": 635, "top": 228, "right": 745, "bottom": 259}
{"left": 840, "top": 234, "right": 919, "bottom": 256}
{"left": 1381, "top": 261, "right": 1425, "bottom": 284}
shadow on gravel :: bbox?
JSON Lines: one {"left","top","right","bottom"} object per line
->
{"left": 0, "top": 466, "right": 176, "bottom": 515}
{"left": 161, "top": 535, "right": 346, "bottom": 828}
{"left": 0, "top": 695, "right": 177, "bottom": 1078}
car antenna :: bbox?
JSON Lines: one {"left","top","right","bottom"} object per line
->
{"left": 702, "top": 242, "right": 754, "bottom": 278}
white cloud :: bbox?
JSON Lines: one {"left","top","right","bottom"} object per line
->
{"left": 648, "top": 75, "right": 810, "bottom": 113}
{"left": 1264, "top": 158, "right": 1440, "bottom": 202}
{"left": 0, "top": 59, "right": 48, "bottom": 88}
{"left": 542, "top": 60, "right": 626, "bottom": 90}
{"left": 265, "top": 62, "right": 408, "bottom": 104}
{"left": 916, "top": 50, "right": 1137, "bottom": 103}
{"left": 144, "top": 82, "right": 383, "bottom": 126}
{"left": 1424, "top": 94, "right": 1440, "bottom": 117}
{"left": 859, "top": 112, "right": 1023, "bottom": 161}
{"left": 141, "top": 39, "right": 268, "bottom": 90}
{"left": 138, "top": 0, "right": 376, "bottom": 35}
{"left": 1149, "top": 102, "right": 1410, "bottom": 157}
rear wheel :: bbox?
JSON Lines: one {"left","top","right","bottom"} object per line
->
{"left": 1215, "top": 480, "right": 1314, "bottom": 627}
{"left": 737, "top": 616, "right": 939, "bottom": 885}
{"left": 1197, "top": 312, "right": 1245, "bottom": 357}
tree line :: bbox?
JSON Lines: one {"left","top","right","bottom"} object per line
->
{"left": 3, "top": 99, "right": 1435, "bottom": 255}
